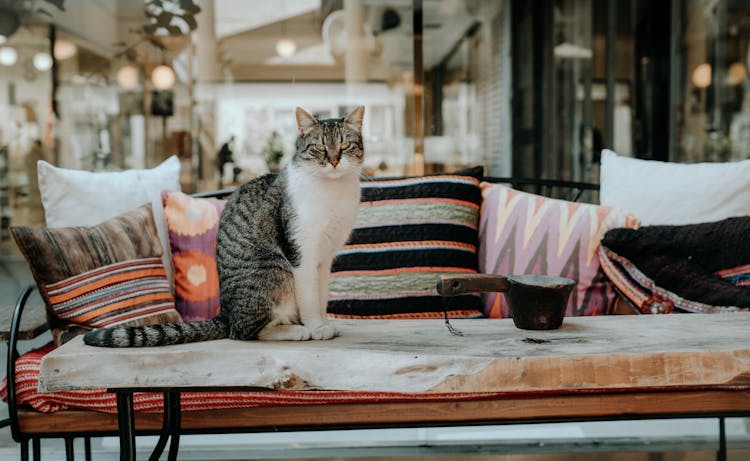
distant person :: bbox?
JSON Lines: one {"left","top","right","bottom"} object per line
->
{"left": 217, "top": 135, "right": 238, "bottom": 186}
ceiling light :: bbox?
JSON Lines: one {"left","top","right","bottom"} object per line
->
{"left": 0, "top": 46, "right": 17, "bottom": 66}
{"left": 275, "top": 37, "right": 296, "bottom": 58}
{"left": 553, "top": 42, "right": 593, "bottom": 59}
{"left": 33, "top": 52, "right": 53, "bottom": 71}
{"left": 116, "top": 64, "right": 140, "bottom": 90}
{"left": 726, "top": 62, "right": 747, "bottom": 86}
{"left": 692, "top": 63, "right": 712, "bottom": 89}
{"left": 54, "top": 40, "right": 77, "bottom": 60}
{"left": 151, "top": 64, "right": 176, "bottom": 90}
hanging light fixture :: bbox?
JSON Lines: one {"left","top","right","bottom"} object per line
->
{"left": 692, "top": 63, "right": 712, "bottom": 89}
{"left": 275, "top": 37, "right": 296, "bottom": 58}
{"left": 275, "top": 6, "right": 296, "bottom": 58}
{"left": 54, "top": 39, "right": 77, "bottom": 60}
{"left": 116, "top": 64, "right": 140, "bottom": 90}
{"left": 151, "top": 64, "right": 176, "bottom": 90}
{"left": 726, "top": 62, "right": 747, "bottom": 86}
{"left": 33, "top": 52, "right": 53, "bottom": 71}
{"left": 0, "top": 45, "right": 17, "bottom": 66}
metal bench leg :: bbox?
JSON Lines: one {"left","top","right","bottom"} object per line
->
{"left": 85, "top": 437, "right": 92, "bottom": 461}
{"left": 32, "top": 438, "right": 40, "bottom": 461}
{"left": 116, "top": 391, "right": 136, "bottom": 461}
{"left": 149, "top": 392, "right": 174, "bottom": 461}
{"left": 65, "top": 437, "right": 74, "bottom": 461}
{"left": 717, "top": 417, "right": 727, "bottom": 461}
{"left": 167, "top": 391, "right": 181, "bottom": 461}
{"left": 20, "top": 439, "right": 29, "bottom": 461}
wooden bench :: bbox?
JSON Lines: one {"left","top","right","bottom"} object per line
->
{"left": 29, "top": 314, "right": 750, "bottom": 461}
{"left": 7, "top": 178, "right": 730, "bottom": 461}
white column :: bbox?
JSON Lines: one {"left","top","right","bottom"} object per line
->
{"left": 344, "top": 0, "right": 367, "bottom": 103}
{"left": 195, "top": 0, "right": 220, "bottom": 188}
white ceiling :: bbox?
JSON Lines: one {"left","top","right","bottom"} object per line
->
{"left": 213, "top": 0, "right": 320, "bottom": 39}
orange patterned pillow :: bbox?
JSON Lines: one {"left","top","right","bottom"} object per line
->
{"left": 162, "top": 191, "right": 226, "bottom": 321}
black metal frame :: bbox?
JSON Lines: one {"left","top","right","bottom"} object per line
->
{"left": 105, "top": 388, "right": 742, "bottom": 461}
{"left": 5, "top": 177, "right": 734, "bottom": 461}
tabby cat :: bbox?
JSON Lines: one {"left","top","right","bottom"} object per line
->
{"left": 83, "top": 106, "right": 365, "bottom": 347}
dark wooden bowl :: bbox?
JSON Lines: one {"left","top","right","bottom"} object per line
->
{"left": 505, "top": 275, "right": 576, "bottom": 330}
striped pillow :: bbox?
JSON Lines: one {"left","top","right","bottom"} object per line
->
{"left": 11, "top": 205, "right": 182, "bottom": 345}
{"left": 328, "top": 168, "right": 484, "bottom": 319}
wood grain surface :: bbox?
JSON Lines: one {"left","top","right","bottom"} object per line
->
{"left": 39, "top": 314, "right": 750, "bottom": 394}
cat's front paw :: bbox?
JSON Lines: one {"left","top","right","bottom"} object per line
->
{"left": 309, "top": 322, "right": 338, "bottom": 340}
{"left": 258, "top": 324, "right": 312, "bottom": 341}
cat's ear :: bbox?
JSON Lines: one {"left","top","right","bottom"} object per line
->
{"left": 344, "top": 106, "right": 365, "bottom": 133}
{"left": 295, "top": 107, "right": 318, "bottom": 135}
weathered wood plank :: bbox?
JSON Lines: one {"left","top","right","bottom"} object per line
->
{"left": 39, "top": 314, "right": 750, "bottom": 393}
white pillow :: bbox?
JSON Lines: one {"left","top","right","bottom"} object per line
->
{"left": 600, "top": 149, "right": 750, "bottom": 225}
{"left": 37, "top": 156, "right": 181, "bottom": 287}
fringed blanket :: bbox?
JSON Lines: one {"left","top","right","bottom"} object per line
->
{"left": 598, "top": 216, "right": 750, "bottom": 314}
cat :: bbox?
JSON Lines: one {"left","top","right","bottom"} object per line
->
{"left": 83, "top": 106, "right": 365, "bottom": 347}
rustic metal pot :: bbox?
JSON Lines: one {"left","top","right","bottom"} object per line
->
{"left": 504, "top": 274, "right": 575, "bottom": 330}
{"left": 437, "top": 273, "right": 576, "bottom": 334}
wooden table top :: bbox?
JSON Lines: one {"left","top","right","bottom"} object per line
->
{"left": 38, "top": 314, "right": 750, "bottom": 394}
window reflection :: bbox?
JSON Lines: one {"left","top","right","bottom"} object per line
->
{"left": 2, "top": 0, "right": 750, "bottom": 253}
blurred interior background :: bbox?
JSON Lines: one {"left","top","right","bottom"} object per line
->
{"left": 2, "top": 0, "right": 750, "bottom": 242}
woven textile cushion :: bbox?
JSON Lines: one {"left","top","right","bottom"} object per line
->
{"left": 328, "top": 168, "right": 484, "bottom": 319}
{"left": 599, "top": 218, "right": 750, "bottom": 314}
{"left": 0, "top": 345, "right": 498, "bottom": 414}
{"left": 162, "top": 190, "right": 227, "bottom": 321}
{"left": 37, "top": 156, "right": 181, "bottom": 288}
{"left": 479, "top": 183, "right": 639, "bottom": 318}
{"left": 11, "top": 205, "right": 182, "bottom": 345}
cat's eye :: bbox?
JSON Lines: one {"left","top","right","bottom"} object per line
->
{"left": 340, "top": 141, "right": 351, "bottom": 150}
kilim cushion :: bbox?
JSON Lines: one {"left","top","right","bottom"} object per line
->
{"left": 599, "top": 217, "right": 750, "bottom": 314}
{"left": 11, "top": 205, "right": 182, "bottom": 345}
{"left": 162, "top": 190, "right": 227, "bottom": 321}
{"left": 479, "top": 183, "right": 639, "bottom": 318}
{"left": 327, "top": 167, "right": 485, "bottom": 319}
{"left": 0, "top": 344, "right": 500, "bottom": 414}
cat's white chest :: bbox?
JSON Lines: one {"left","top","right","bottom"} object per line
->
{"left": 288, "top": 173, "right": 360, "bottom": 258}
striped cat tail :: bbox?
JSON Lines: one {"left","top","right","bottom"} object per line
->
{"left": 82, "top": 316, "right": 229, "bottom": 347}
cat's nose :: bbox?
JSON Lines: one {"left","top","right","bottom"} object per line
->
{"left": 329, "top": 158, "right": 340, "bottom": 168}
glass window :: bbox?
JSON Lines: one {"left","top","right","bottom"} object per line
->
{"left": 3, "top": 0, "right": 750, "bottom": 256}
{"left": 511, "top": 0, "right": 750, "bottom": 188}
{"left": 670, "top": 0, "right": 750, "bottom": 163}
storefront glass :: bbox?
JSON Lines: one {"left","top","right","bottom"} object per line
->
{"left": 2, "top": 0, "right": 750, "bottom": 258}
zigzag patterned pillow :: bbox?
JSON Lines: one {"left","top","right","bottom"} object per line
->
{"left": 479, "top": 183, "right": 639, "bottom": 318}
